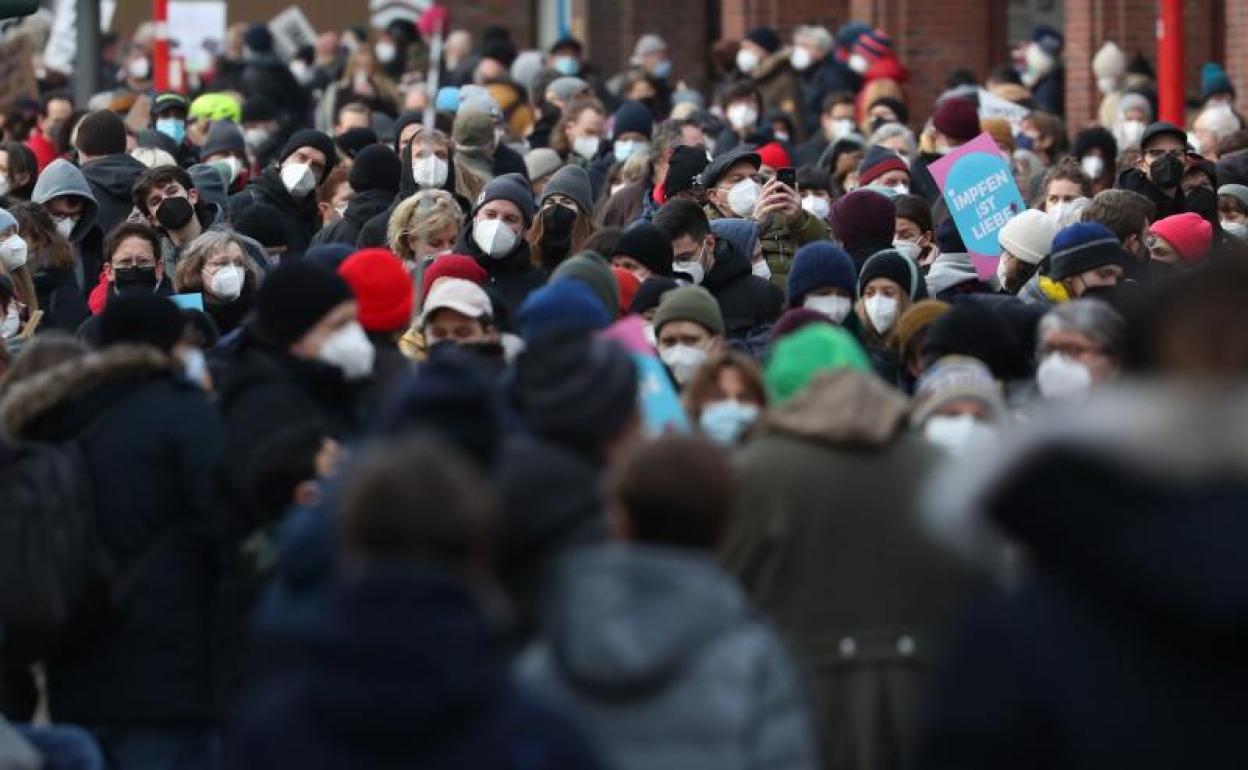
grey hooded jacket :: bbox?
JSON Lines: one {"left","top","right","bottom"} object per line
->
{"left": 518, "top": 545, "right": 821, "bottom": 770}
{"left": 31, "top": 159, "right": 99, "bottom": 243}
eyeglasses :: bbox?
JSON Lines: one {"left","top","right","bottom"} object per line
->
{"left": 1041, "top": 341, "right": 1105, "bottom": 360}
{"left": 1144, "top": 148, "right": 1183, "bottom": 161}
{"left": 114, "top": 258, "right": 157, "bottom": 269}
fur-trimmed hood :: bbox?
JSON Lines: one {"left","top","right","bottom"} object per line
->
{"left": 923, "top": 380, "right": 1248, "bottom": 631}
{"left": 2, "top": 344, "right": 179, "bottom": 442}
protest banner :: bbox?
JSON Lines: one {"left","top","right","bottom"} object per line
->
{"left": 269, "top": 6, "right": 317, "bottom": 61}
{"left": 928, "top": 132, "right": 1027, "bottom": 281}
{"left": 601, "top": 316, "right": 690, "bottom": 436}
{"left": 977, "top": 87, "right": 1031, "bottom": 134}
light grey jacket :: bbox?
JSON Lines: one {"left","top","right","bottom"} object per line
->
{"left": 518, "top": 544, "right": 820, "bottom": 770}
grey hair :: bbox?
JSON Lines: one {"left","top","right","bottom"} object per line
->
{"left": 795, "top": 25, "right": 834, "bottom": 53}
{"left": 868, "top": 122, "right": 917, "bottom": 156}
{"left": 1038, "top": 299, "right": 1126, "bottom": 360}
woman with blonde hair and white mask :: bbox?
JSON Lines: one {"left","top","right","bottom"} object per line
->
{"left": 388, "top": 189, "right": 465, "bottom": 271}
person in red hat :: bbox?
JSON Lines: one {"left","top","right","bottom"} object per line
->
{"left": 755, "top": 141, "right": 792, "bottom": 178}
{"left": 398, "top": 253, "right": 491, "bottom": 359}
{"left": 338, "top": 248, "right": 414, "bottom": 401}
{"left": 1148, "top": 212, "right": 1214, "bottom": 266}
{"left": 909, "top": 97, "right": 981, "bottom": 204}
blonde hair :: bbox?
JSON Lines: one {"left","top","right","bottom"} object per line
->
{"left": 388, "top": 189, "right": 464, "bottom": 261}
{"left": 173, "top": 229, "right": 259, "bottom": 294}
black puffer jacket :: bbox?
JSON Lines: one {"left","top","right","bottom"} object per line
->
{"left": 453, "top": 226, "right": 545, "bottom": 317}
{"left": 702, "top": 238, "right": 783, "bottom": 341}
{"left": 227, "top": 169, "right": 321, "bottom": 260}
{"left": 311, "top": 188, "right": 396, "bottom": 248}
{"left": 1, "top": 345, "right": 226, "bottom": 726}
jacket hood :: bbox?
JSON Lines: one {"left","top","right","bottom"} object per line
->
{"left": 2, "top": 344, "right": 177, "bottom": 442}
{"left": 761, "top": 368, "right": 910, "bottom": 448}
{"left": 31, "top": 159, "right": 100, "bottom": 240}
{"left": 926, "top": 252, "right": 980, "bottom": 296}
{"left": 189, "top": 163, "right": 229, "bottom": 212}
{"left": 81, "top": 154, "right": 148, "bottom": 201}
{"left": 345, "top": 188, "right": 397, "bottom": 227}
{"left": 269, "top": 566, "right": 509, "bottom": 744}
{"left": 923, "top": 381, "right": 1248, "bottom": 635}
{"left": 710, "top": 217, "right": 759, "bottom": 262}
{"left": 703, "top": 236, "right": 751, "bottom": 292}
{"left": 545, "top": 545, "right": 748, "bottom": 694}
{"left": 752, "top": 48, "right": 795, "bottom": 81}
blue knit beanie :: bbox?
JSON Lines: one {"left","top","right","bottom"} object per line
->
{"left": 517, "top": 279, "right": 612, "bottom": 342}
{"left": 612, "top": 100, "right": 654, "bottom": 139}
{"left": 787, "top": 242, "right": 857, "bottom": 307}
{"left": 1202, "top": 62, "right": 1235, "bottom": 102}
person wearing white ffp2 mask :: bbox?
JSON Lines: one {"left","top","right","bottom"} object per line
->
{"left": 910, "top": 355, "right": 1007, "bottom": 455}
{"left": 265, "top": 262, "right": 378, "bottom": 384}
{"left": 651, "top": 285, "right": 725, "bottom": 388}
{"left": 855, "top": 249, "right": 920, "bottom": 365}
{"left": 467, "top": 172, "right": 537, "bottom": 321}
{"left": 787, "top": 241, "right": 857, "bottom": 326}
{"left": 278, "top": 140, "right": 331, "bottom": 202}
{"left": 1034, "top": 299, "right": 1124, "bottom": 401}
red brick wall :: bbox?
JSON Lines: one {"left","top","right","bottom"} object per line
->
{"left": 1228, "top": 0, "right": 1248, "bottom": 119}
{"left": 442, "top": 0, "right": 536, "bottom": 51}
{"left": 583, "top": 0, "right": 710, "bottom": 91}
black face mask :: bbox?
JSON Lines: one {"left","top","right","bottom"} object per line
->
{"left": 1149, "top": 153, "right": 1184, "bottom": 190}
{"left": 540, "top": 205, "right": 577, "bottom": 260}
{"left": 113, "top": 266, "right": 158, "bottom": 292}
{"left": 155, "top": 196, "right": 195, "bottom": 230}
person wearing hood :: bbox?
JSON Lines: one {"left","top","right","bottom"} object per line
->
{"left": 531, "top": 165, "right": 597, "bottom": 272}
{"left": 1021, "top": 25, "right": 1065, "bottom": 117}
{"left": 228, "top": 129, "right": 339, "bottom": 261}
{"left": 230, "top": 435, "right": 606, "bottom": 770}
{"left": 734, "top": 27, "right": 803, "bottom": 134}
{"left": 856, "top": 247, "right": 926, "bottom": 382}
{"left": 453, "top": 173, "right": 544, "bottom": 315}
{"left": 150, "top": 92, "right": 200, "bottom": 169}
{"left": 1117, "top": 121, "right": 1189, "bottom": 220}
{"left": 239, "top": 24, "right": 310, "bottom": 129}
{"left": 518, "top": 434, "right": 821, "bottom": 770}
{"left": 200, "top": 120, "right": 251, "bottom": 194}
{"left": 33, "top": 159, "right": 104, "bottom": 297}
{"left": 73, "top": 110, "right": 149, "bottom": 238}
{"left": 724, "top": 323, "right": 975, "bottom": 770}
{"left": 452, "top": 108, "right": 500, "bottom": 186}
{"left": 701, "top": 147, "right": 828, "bottom": 283}
{"left": 654, "top": 198, "right": 782, "bottom": 342}
{"left": 172, "top": 229, "right": 260, "bottom": 335}
{"left": 1, "top": 293, "right": 226, "bottom": 770}
{"left": 312, "top": 145, "right": 400, "bottom": 247}
{"left": 830, "top": 187, "right": 897, "bottom": 268}
{"left": 357, "top": 126, "right": 474, "bottom": 250}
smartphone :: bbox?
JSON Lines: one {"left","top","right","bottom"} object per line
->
{"left": 776, "top": 166, "right": 797, "bottom": 190}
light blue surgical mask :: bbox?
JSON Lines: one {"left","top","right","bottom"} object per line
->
{"left": 156, "top": 117, "right": 186, "bottom": 145}
{"left": 653, "top": 59, "right": 672, "bottom": 79}
{"left": 699, "top": 400, "right": 760, "bottom": 445}
{"left": 553, "top": 55, "right": 580, "bottom": 76}
{"left": 614, "top": 140, "right": 644, "bottom": 163}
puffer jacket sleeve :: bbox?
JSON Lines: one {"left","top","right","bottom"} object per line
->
{"left": 745, "top": 621, "right": 822, "bottom": 770}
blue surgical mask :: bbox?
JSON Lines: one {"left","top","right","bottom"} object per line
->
{"left": 156, "top": 117, "right": 186, "bottom": 145}
{"left": 614, "top": 140, "right": 644, "bottom": 163}
{"left": 699, "top": 400, "right": 760, "bottom": 445}
{"left": 553, "top": 55, "right": 580, "bottom": 76}
{"left": 652, "top": 59, "right": 672, "bottom": 79}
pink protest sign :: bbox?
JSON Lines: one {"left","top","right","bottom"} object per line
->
{"left": 928, "top": 132, "right": 1027, "bottom": 281}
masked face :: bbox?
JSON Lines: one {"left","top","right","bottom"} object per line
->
{"left": 206, "top": 264, "right": 245, "bottom": 301}
{"left": 699, "top": 400, "right": 760, "bottom": 445}
{"left": 726, "top": 103, "right": 759, "bottom": 131}
{"left": 1080, "top": 154, "right": 1105, "bottom": 180}
{"left": 864, "top": 294, "right": 898, "bottom": 334}
{"left": 317, "top": 321, "right": 375, "bottom": 380}
{"left": 803, "top": 293, "right": 852, "bottom": 324}
{"left": 735, "top": 49, "right": 760, "bottom": 74}
{"left": 0, "top": 300, "right": 20, "bottom": 338}
{"left": 659, "top": 343, "right": 708, "bottom": 385}
{"left": 724, "top": 178, "right": 761, "bottom": 217}
{"left": 892, "top": 237, "right": 922, "bottom": 262}
{"left": 1148, "top": 151, "right": 1184, "bottom": 190}
{"left": 53, "top": 215, "right": 77, "bottom": 240}
{"left": 923, "top": 414, "right": 997, "bottom": 454}
{"left": 281, "top": 162, "right": 317, "bottom": 198}
{"left": 572, "top": 135, "right": 601, "bottom": 160}
{"left": 473, "top": 218, "right": 519, "bottom": 259}
{"left": 802, "top": 194, "right": 831, "bottom": 220}
{"left": 848, "top": 53, "right": 869, "bottom": 74}
{"left": 1037, "top": 352, "right": 1093, "bottom": 400}
{"left": 413, "top": 155, "right": 449, "bottom": 189}
{"left": 155, "top": 195, "right": 195, "bottom": 231}
{"left": 614, "top": 140, "right": 645, "bottom": 163}
{"left": 155, "top": 117, "right": 186, "bottom": 145}
{"left": 553, "top": 54, "right": 580, "bottom": 76}
{"left": 0, "top": 234, "right": 28, "bottom": 271}
{"left": 790, "top": 46, "right": 813, "bottom": 71}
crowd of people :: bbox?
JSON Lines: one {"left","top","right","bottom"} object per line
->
{"left": 0, "top": 5, "right": 1247, "bottom": 770}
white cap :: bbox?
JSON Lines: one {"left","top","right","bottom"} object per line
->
{"left": 633, "top": 34, "right": 667, "bottom": 60}
{"left": 999, "top": 208, "right": 1060, "bottom": 266}
{"left": 421, "top": 278, "right": 493, "bottom": 325}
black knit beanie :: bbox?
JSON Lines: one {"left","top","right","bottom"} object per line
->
{"left": 257, "top": 261, "right": 353, "bottom": 348}
{"left": 280, "top": 129, "right": 339, "bottom": 181}
{"left": 98, "top": 295, "right": 186, "bottom": 353}
{"left": 613, "top": 222, "right": 675, "bottom": 277}
{"left": 348, "top": 144, "right": 401, "bottom": 193}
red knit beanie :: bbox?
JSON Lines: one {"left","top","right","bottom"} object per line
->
{"left": 338, "top": 248, "right": 414, "bottom": 333}
{"left": 1149, "top": 212, "right": 1213, "bottom": 263}
{"left": 612, "top": 267, "right": 641, "bottom": 315}
{"left": 422, "top": 253, "right": 488, "bottom": 298}
{"left": 932, "top": 98, "right": 980, "bottom": 143}
{"left": 756, "top": 141, "right": 792, "bottom": 171}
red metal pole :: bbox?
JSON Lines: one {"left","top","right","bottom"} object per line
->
{"left": 153, "top": 0, "right": 169, "bottom": 92}
{"left": 1157, "top": 0, "right": 1184, "bottom": 125}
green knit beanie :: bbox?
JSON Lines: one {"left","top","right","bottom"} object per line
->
{"left": 653, "top": 286, "right": 725, "bottom": 336}
{"left": 765, "top": 324, "right": 871, "bottom": 403}
{"left": 551, "top": 251, "right": 620, "bottom": 319}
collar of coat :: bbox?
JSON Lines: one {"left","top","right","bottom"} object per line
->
{"left": 2, "top": 344, "right": 177, "bottom": 441}
{"left": 760, "top": 368, "right": 910, "bottom": 448}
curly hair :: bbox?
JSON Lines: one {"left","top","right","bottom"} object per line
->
{"left": 388, "top": 189, "right": 464, "bottom": 261}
